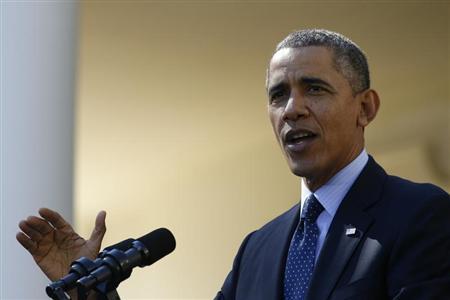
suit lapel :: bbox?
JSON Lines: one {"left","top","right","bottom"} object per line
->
{"left": 307, "top": 206, "right": 374, "bottom": 300}
{"left": 266, "top": 204, "right": 300, "bottom": 299}
{"left": 236, "top": 203, "right": 300, "bottom": 299}
{"left": 307, "top": 157, "right": 387, "bottom": 300}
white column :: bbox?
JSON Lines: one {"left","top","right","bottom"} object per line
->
{"left": 1, "top": 1, "right": 77, "bottom": 299}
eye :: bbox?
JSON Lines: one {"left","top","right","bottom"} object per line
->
{"left": 269, "top": 90, "right": 288, "bottom": 104}
{"left": 306, "top": 85, "right": 327, "bottom": 95}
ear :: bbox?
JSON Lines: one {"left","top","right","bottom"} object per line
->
{"left": 357, "top": 89, "right": 380, "bottom": 127}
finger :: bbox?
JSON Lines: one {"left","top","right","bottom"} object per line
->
{"left": 16, "top": 232, "right": 37, "bottom": 253}
{"left": 38, "top": 207, "right": 72, "bottom": 230}
{"left": 25, "top": 216, "right": 54, "bottom": 235}
{"left": 89, "top": 210, "right": 107, "bottom": 243}
{"left": 18, "top": 220, "right": 44, "bottom": 241}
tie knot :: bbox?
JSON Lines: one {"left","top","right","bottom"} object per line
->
{"left": 301, "top": 194, "right": 324, "bottom": 223}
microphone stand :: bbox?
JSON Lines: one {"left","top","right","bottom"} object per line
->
{"left": 77, "top": 264, "right": 126, "bottom": 300}
{"left": 46, "top": 256, "right": 124, "bottom": 300}
{"left": 77, "top": 282, "right": 121, "bottom": 300}
{"left": 48, "top": 288, "right": 70, "bottom": 300}
{"left": 47, "top": 230, "right": 171, "bottom": 300}
{"left": 46, "top": 257, "right": 101, "bottom": 300}
{"left": 77, "top": 241, "right": 150, "bottom": 300}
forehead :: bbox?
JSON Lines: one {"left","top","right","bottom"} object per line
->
{"left": 267, "top": 46, "right": 342, "bottom": 87}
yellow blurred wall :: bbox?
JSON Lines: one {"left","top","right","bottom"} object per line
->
{"left": 75, "top": 2, "right": 449, "bottom": 299}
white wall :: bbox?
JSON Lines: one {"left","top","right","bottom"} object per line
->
{"left": 1, "top": 2, "right": 77, "bottom": 299}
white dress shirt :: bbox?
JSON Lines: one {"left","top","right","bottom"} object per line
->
{"left": 300, "top": 149, "right": 369, "bottom": 262}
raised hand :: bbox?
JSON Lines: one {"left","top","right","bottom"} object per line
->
{"left": 16, "top": 208, "right": 106, "bottom": 282}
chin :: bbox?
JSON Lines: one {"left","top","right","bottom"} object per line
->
{"left": 286, "top": 154, "right": 325, "bottom": 180}
{"left": 287, "top": 161, "right": 312, "bottom": 178}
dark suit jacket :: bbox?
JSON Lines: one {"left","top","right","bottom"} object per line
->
{"left": 215, "top": 157, "right": 450, "bottom": 299}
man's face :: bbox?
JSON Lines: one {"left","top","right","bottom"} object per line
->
{"left": 267, "top": 46, "right": 365, "bottom": 191}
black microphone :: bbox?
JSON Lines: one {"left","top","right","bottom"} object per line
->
{"left": 76, "top": 228, "right": 176, "bottom": 297}
{"left": 46, "top": 238, "right": 135, "bottom": 300}
{"left": 99, "top": 238, "right": 134, "bottom": 257}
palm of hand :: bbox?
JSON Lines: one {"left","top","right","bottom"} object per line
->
{"left": 34, "top": 226, "right": 100, "bottom": 281}
{"left": 17, "top": 208, "right": 106, "bottom": 282}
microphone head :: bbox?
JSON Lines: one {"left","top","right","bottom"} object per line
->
{"left": 137, "top": 228, "right": 176, "bottom": 265}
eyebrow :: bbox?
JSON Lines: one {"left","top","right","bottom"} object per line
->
{"left": 268, "top": 76, "right": 337, "bottom": 95}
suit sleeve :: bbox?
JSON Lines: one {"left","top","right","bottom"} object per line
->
{"left": 214, "top": 231, "right": 255, "bottom": 300}
{"left": 388, "top": 192, "right": 450, "bottom": 299}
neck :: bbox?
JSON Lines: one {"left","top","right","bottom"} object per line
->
{"left": 305, "top": 146, "right": 364, "bottom": 192}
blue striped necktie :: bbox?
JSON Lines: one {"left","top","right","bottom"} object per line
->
{"left": 284, "top": 194, "right": 324, "bottom": 300}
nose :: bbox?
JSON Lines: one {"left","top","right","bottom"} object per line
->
{"left": 282, "top": 91, "right": 309, "bottom": 122}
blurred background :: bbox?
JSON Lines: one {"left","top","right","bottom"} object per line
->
{"left": 1, "top": 1, "right": 449, "bottom": 299}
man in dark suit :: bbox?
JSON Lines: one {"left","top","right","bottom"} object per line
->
{"left": 215, "top": 29, "right": 450, "bottom": 299}
{"left": 17, "top": 29, "right": 450, "bottom": 299}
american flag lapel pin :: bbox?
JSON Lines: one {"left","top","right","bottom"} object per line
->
{"left": 345, "top": 226, "right": 357, "bottom": 237}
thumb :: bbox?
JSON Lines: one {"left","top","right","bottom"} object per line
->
{"left": 89, "top": 210, "right": 107, "bottom": 245}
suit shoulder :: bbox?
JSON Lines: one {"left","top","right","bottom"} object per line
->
{"left": 381, "top": 175, "right": 449, "bottom": 221}
{"left": 384, "top": 174, "right": 448, "bottom": 202}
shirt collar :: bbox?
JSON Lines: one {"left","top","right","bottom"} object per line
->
{"left": 301, "top": 149, "right": 369, "bottom": 217}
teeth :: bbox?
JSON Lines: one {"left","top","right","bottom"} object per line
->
{"left": 292, "top": 132, "right": 312, "bottom": 139}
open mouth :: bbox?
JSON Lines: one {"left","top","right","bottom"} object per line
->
{"left": 285, "top": 130, "right": 317, "bottom": 144}
{"left": 284, "top": 129, "right": 317, "bottom": 151}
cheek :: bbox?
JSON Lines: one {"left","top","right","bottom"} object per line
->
{"left": 324, "top": 109, "right": 360, "bottom": 145}
{"left": 314, "top": 99, "right": 353, "bottom": 127}
{"left": 310, "top": 102, "right": 335, "bottom": 131}
{"left": 268, "top": 107, "right": 283, "bottom": 134}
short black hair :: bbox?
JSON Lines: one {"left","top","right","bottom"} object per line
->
{"left": 273, "top": 29, "right": 370, "bottom": 94}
